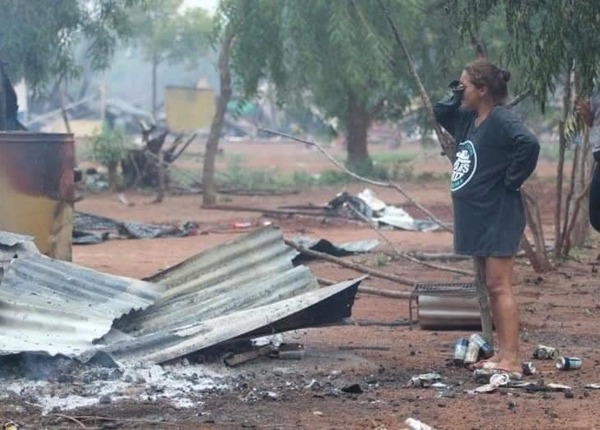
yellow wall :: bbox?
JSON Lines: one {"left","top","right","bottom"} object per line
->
{"left": 165, "top": 86, "right": 216, "bottom": 133}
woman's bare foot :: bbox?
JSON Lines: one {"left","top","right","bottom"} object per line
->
{"left": 473, "top": 354, "right": 501, "bottom": 369}
{"left": 482, "top": 357, "right": 522, "bottom": 373}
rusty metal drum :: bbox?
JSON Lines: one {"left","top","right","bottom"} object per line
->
{"left": 0, "top": 132, "right": 74, "bottom": 260}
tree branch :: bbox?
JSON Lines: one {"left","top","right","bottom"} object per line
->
{"left": 260, "top": 128, "right": 452, "bottom": 233}
{"left": 285, "top": 239, "right": 416, "bottom": 286}
{"left": 346, "top": 204, "right": 472, "bottom": 276}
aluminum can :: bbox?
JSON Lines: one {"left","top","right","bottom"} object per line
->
{"left": 556, "top": 357, "right": 582, "bottom": 371}
{"left": 533, "top": 344, "right": 559, "bottom": 360}
{"left": 464, "top": 340, "right": 480, "bottom": 365}
{"left": 521, "top": 361, "right": 537, "bottom": 375}
{"left": 490, "top": 373, "right": 510, "bottom": 387}
{"left": 452, "top": 338, "right": 469, "bottom": 365}
{"left": 469, "top": 334, "right": 494, "bottom": 359}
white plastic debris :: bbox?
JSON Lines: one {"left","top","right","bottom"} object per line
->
{"left": 404, "top": 417, "right": 435, "bottom": 430}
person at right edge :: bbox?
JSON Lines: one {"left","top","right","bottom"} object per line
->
{"left": 574, "top": 93, "right": 600, "bottom": 233}
{"left": 434, "top": 59, "right": 540, "bottom": 373}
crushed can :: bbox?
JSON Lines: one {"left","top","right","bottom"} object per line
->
{"left": 474, "top": 368, "right": 522, "bottom": 384}
{"left": 489, "top": 373, "right": 510, "bottom": 387}
{"left": 464, "top": 340, "right": 480, "bottom": 365}
{"left": 556, "top": 357, "right": 582, "bottom": 371}
{"left": 452, "top": 338, "right": 469, "bottom": 365}
{"left": 469, "top": 334, "right": 494, "bottom": 359}
{"left": 533, "top": 344, "right": 559, "bottom": 360}
{"left": 473, "top": 368, "right": 493, "bottom": 384}
{"left": 521, "top": 361, "right": 537, "bottom": 375}
{"left": 408, "top": 372, "right": 442, "bottom": 388}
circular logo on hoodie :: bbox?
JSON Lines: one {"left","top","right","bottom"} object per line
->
{"left": 451, "top": 140, "right": 477, "bottom": 192}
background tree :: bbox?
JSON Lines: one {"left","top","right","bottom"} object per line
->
{"left": 129, "top": 0, "right": 213, "bottom": 119}
{"left": 0, "top": 0, "right": 141, "bottom": 88}
{"left": 226, "top": 0, "right": 473, "bottom": 174}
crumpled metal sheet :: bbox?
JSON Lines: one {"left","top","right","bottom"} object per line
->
{"left": 102, "top": 277, "right": 364, "bottom": 364}
{"left": 116, "top": 226, "right": 315, "bottom": 336}
{"left": 0, "top": 231, "right": 34, "bottom": 247}
{"left": 0, "top": 226, "right": 363, "bottom": 365}
{"left": 0, "top": 253, "right": 165, "bottom": 356}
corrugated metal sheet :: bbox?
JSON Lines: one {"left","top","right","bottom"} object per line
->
{"left": 0, "top": 231, "right": 34, "bottom": 247}
{"left": 117, "top": 226, "right": 318, "bottom": 335}
{"left": 103, "top": 277, "right": 364, "bottom": 364}
{"left": 0, "top": 254, "right": 165, "bottom": 356}
{"left": 0, "top": 226, "right": 364, "bottom": 364}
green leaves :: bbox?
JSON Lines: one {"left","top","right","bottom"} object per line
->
{"left": 89, "top": 126, "right": 128, "bottom": 168}
{"left": 129, "top": 0, "right": 213, "bottom": 69}
{"left": 447, "top": 0, "right": 600, "bottom": 102}
{"left": 0, "top": 0, "right": 143, "bottom": 88}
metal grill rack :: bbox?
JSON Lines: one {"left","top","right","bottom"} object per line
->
{"left": 409, "top": 282, "right": 478, "bottom": 329}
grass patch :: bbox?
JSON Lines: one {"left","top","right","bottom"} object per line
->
{"left": 215, "top": 154, "right": 351, "bottom": 190}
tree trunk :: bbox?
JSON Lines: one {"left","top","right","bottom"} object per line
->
{"left": 554, "top": 68, "right": 573, "bottom": 259}
{"left": 0, "top": 64, "right": 6, "bottom": 131}
{"left": 153, "top": 150, "right": 165, "bottom": 203}
{"left": 571, "top": 126, "right": 591, "bottom": 246}
{"left": 202, "top": 27, "right": 234, "bottom": 207}
{"left": 345, "top": 96, "right": 372, "bottom": 175}
{"left": 108, "top": 161, "right": 118, "bottom": 192}
{"left": 151, "top": 57, "right": 158, "bottom": 121}
{"left": 522, "top": 189, "right": 552, "bottom": 272}
{"left": 59, "top": 80, "right": 72, "bottom": 134}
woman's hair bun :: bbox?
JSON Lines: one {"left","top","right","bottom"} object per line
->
{"left": 499, "top": 68, "right": 511, "bottom": 83}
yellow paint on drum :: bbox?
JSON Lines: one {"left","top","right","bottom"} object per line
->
{"left": 0, "top": 170, "right": 72, "bottom": 260}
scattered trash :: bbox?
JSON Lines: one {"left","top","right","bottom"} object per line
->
{"left": 3, "top": 422, "right": 18, "bottom": 430}
{"left": 408, "top": 372, "right": 442, "bottom": 388}
{"left": 264, "top": 391, "right": 279, "bottom": 401}
{"left": 474, "top": 369, "right": 522, "bottom": 384}
{"left": 464, "top": 339, "right": 480, "bottom": 365}
{"left": 290, "top": 236, "right": 380, "bottom": 265}
{"left": 585, "top": 383, "right": 600, "bottom": 390}
{"left": 327, "top": 189, "right": 442, "bottom": 231}
{"left": 404, "top": 418, "right": 435, "bottom": 430}
{"left": 232, "top": 221, "right": 254, "bottom": 229}
{"left": 521, "top": 361, "right": 537, "bottom": 375}
{"left": 342, "top": 384, "right": 364, "bottom": 394}
{"left": 313, "top": 411, "right": 324, "bottom": 417}
{"left": 98, "top": 394, "right": 112, "bottom": 405}
{"left": 223, "top": 345, "right": 276, "bottom": 367}
{"left": 469, "top": 334, "right": 494, "bottom": 359}
{"left": 452, "top": 338, "right": 469, "bottom": 365}
{"left": 474, "top": 383, "right": 498, "bottom": 394}
{"left": 555, "top": 357, "right": 582, "bottom": 371}
{"left": 533, "top": 344, "right": 559, "bottom": 360}
{"left": 430, "top": 382, "right": 448, "bottom": 389}
{"left": 489, "top": 373, "right": 510, "bottom": 387}
{"left": 73, "top": 211, "right": 198, "bottom": 244}
{"left": 546, "top": 383, "right": 572, "bottom": 392}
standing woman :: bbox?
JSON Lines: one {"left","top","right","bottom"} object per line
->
{"left": 434, "top": 59, "right": 540, "bottom": 373}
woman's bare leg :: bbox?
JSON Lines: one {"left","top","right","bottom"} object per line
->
{"left": 483, "top": 256, "right": 521, "bottom": 371}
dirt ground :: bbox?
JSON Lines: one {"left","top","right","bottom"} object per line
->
{"left": 2, "top": 141, "right": 599, "bottom": 429}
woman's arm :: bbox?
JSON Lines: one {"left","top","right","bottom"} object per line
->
{"left": 434, "top": 94, "right": 462, "bottom": 136}
{"left": 498, "top": 109, "right": 540, "bottom": 190}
